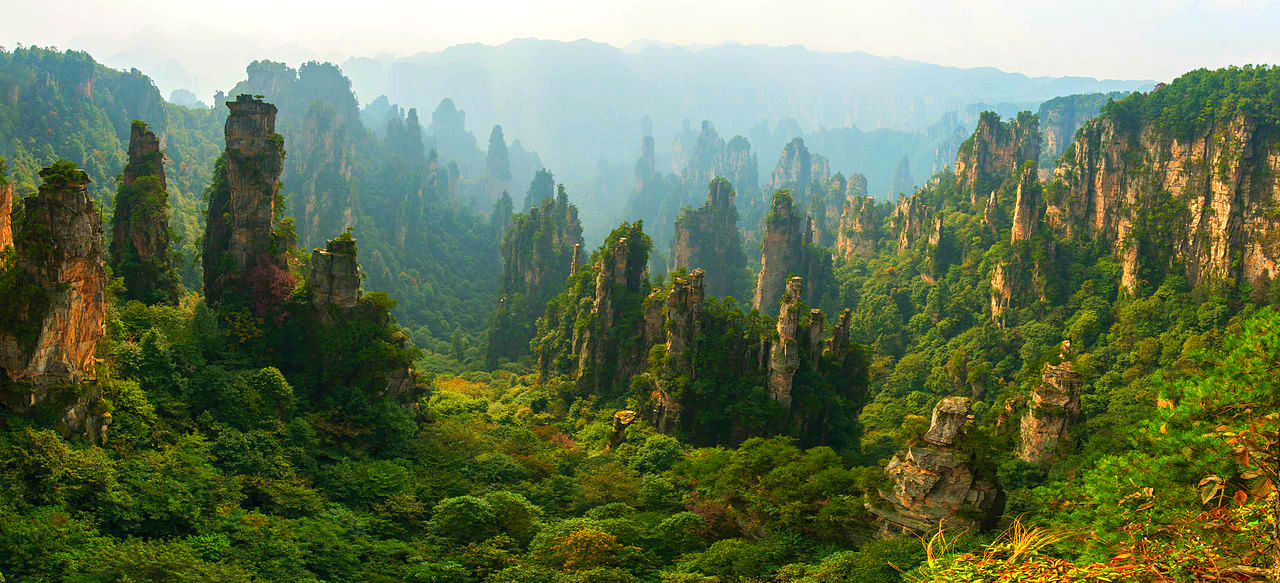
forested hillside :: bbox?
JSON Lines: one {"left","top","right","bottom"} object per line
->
{"left": 0, "top": 46, "right": 1275, "bottom": 583}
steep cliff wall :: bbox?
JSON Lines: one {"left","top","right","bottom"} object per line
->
{"left": 836, "top": 196, "right": 879, "bottom": 259}
{"left": 1037, "top": 92, "right": 1120, "bottom": 167}
{"left": 1048, "top": 106, "right": 1280, "bottom": 293}
{"left": 0, "top": 161, "right": 106, "bottom": 393}
{"left": 754, "top": 191, "right": 804, "bottom": 313}
{"left": 109, "top": 121, "right": 181, "bottom": 304}
{"left": 293, "top": 102, "right": 357, "bottom": 248}
{"left": 671, "top": 177, "right": 749, "bottom": 299}
{"left": 575, "top": 223, "right": 655, "bottom": 394}
{"left": 0, "top": 170, "right": 11, "bottom": 251}
{"left": 1020, "top": 342, "right": 1082, "bottom": 463}
{"left": 954, "top": 111, "right": 1039, "bottom": 194}
{"left": 488, "top": 186, "right": 583, "bottom": 364}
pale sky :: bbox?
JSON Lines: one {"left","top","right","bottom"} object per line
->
{"left": 5, "top": 0, "right": 1279, "bottom": 87}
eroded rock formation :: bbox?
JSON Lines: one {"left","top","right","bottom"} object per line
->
{"left": 0, "top": 172, "right": 12, "bottom": 251}
{"left": 311, "top": 233, "right": 361, "bottom": 309}
{"left": 770, "top": 137, "right": 829, "bottom": 192}
{"left": 109, "top": 121, "right": 181, "bottom": 304}
{"left": 1020, "top": 341, "right": 1082, "bottom": 463}
{"left": 574, "top": 224, "right": 654, "bottom": 393}
{"left": 1010, "top": 164, "right": 1040, "bottom": 243}
{"left": 754, "top": 190, "right": 834, "bottom": 314}
{"left": 0, "top": 162, "right": 107, "bottom": 439}
{"left": 1048, "top": 110, "right": 1280, "bottom": 293}
{"left": 293, "top": 102, "right": 357, "bottom": 248}
{"left": 836, "top": 196, "right": 879, "bottom": 259}
{"left": 767, "top": 277, "right": 804, "bottom": 408}
{"left": 954, "top": 111, "right": 1039, "bottom": 193}
{"left": 671, "top": 178, "right": 749, "bottom": 298}
{"left": 872, "top": 397, "right": 1004, "bottom": 536}
{"left": 203, "top": 94, "right": 289, "bottom": 304}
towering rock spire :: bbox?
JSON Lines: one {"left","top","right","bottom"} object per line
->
{"left": 0, "top": 161, "right": 106, "bottom": 390}
{"left": 767, "top": 277, "right": 804, "bottom": 408}
{"left": 109, "top": 121, "right": 182, "bottom": 304}
{"left": 203, "top": 94, "right": 290, "bottom": 304}
{"left": 1010, "top": 163, "right": 1040, "bottom": 243}
{"left": 671, "top": 178, "right": 749, "bottom": 299}
{"left": 754, "top": 191, "right": 805, "bottom": 313}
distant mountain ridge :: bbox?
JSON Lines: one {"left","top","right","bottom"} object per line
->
{"left": 341, "top": 38, "right": 1155, "bottom": 181}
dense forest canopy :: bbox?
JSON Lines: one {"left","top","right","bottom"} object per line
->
{"left": 0, "top": 42, "right": 1275, "bottom": 583}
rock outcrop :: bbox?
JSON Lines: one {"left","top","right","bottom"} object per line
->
{"left": 574, "top": 223, "right": 654, "bottom": 393}
{"left": 836, "top": 196, "right": 879, "bottom": 259}
{"left": 671, "top": 178, "right": 749, "bottom": 298}
{"left": 203, "top": 94, "right": 289, "bottom": 304}
{"left": 311, "top": 233, "right": 361, "bottom": 309}
{"left": 675, "top": 122, "right": 759, "bottom": 195}
{"left": 767, "top": 277, "right": 804, "bottom": 408}
{"left": 488, "top": 187, "right": 583, "bottom": 363}
{"left": 753, "top": 190, "right": 834, "bottom": 314}
{"left": 109, "top": 121, "right": 181, "bottom": 304}
{"left": 1037, "top": 92, "right": 1116, "bottom": 167}
{"left": 871, "top": 397, "right": 1004, "bottom": 536}
{"left": 1010, "top": 164, "right": 1040, "bottom": 243}
{"left": 770, "top": 137, "right": 829, "bottom": 192}
{"left": 664, "top": 269, "right": 705, "bottom": 376}
{"left": 1020, "top": 341, "right": 1082, "bottom": 463}
{"left": 954, "top": 111, "right": 1039, "bottom": 193}
{"left": 0, "top": 162, "right": 107, "bottom": 426}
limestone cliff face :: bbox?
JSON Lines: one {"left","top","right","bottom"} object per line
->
{"left": 769, "top": 137, "right": 829, "bottom": 191}
{"left": 0, "top": 162, "right": 106, "bottom": 393}
{"left": 311, "top": 234, "right": 361, "bottom": 309}
{"left": 836, "top": 196, "right": 879, "bottom": 259}
{"left": 871, "top": 397, "right": 1004, "bottom": 536}
{"left": 990, "top": 263, "right": 1012, "bottom": 327}
{"left": 671, "top": 178, "right": 749, "bottom": 298}
{"left": 954, "top": 111, "right": 1039, "bottom": 193}
{"left": 203, "top": 95, "right": 289, "bottom": 304}
{"left": 109, "top": 121, "right": 181, "bottom": 304}
{"left": 293, "top": 102, "right": 357, "bottom": 248}
{"left": 846, "top": 173, "right": 869, "bottom": 198}
{"left": 1020, "top": 342, "right": 1082, "bottom": 463}
{"left": 1048, "top": 111, "right": 1280, "bottom": 293}
{"left": 891, "top": 194, "right": 935, "bottom": 251}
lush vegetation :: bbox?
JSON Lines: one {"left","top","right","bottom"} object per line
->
{"left": 0, "top": 54, "right": 1276, "bottom": 583}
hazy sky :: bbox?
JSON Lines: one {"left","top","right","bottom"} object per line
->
{"left": 5, "top": 0, "right": 1279, "bottom": 86}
